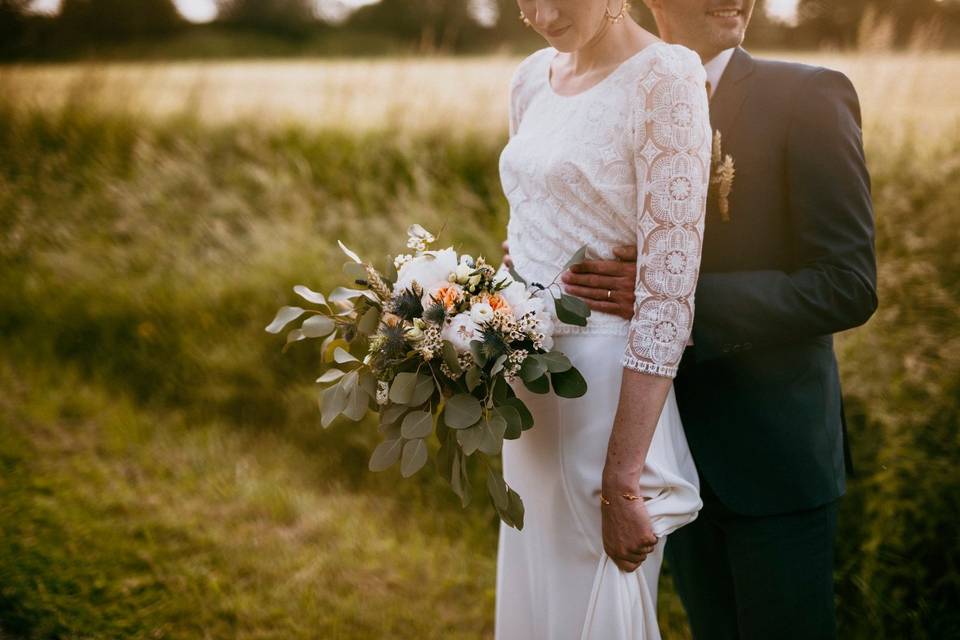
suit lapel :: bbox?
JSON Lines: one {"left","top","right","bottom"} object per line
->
{"left": 709, "top": 47, "right": 755, "bottom": 138}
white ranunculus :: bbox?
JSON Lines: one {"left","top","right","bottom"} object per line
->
{"left": 441, "top": 313, "right": 479, "bottom": 353}
{"left": 454, "top": 262, "right": 473, "bottom": 284}
{"left": 470, "top": 301, "right": 494, "bottom": 325}
{"left": 394, "top": 248, "right": 458, "bottom": 293}
{"left": 499, "top": 280, "right": 530, "bottom": 316}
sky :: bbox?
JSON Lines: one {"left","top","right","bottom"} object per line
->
{"left": 28, "top": 0, "right": 801, "bottom": 26}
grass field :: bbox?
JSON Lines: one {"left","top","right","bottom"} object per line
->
{"left": 1, "top": 52, "right": 958, "bottom": 639}
{"left": 2, "top": 52, "right": 959, "bottom": 138}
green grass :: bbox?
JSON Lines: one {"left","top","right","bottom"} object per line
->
{"left": 0, "top": 82, "right": 957, "bottom": 638}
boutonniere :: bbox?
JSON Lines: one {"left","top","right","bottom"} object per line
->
{"left": 711, "top": 130, "right": 736, "bottom": 222}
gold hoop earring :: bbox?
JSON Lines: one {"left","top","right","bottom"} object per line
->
{"left": 518, "top": 11, "right": 532, "bottom": 27}
{"left": 604, "top": 0, "right": 631, "bottom": 24}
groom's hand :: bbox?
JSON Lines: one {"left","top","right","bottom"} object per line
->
{"left": 561, "top": 245, "right": 638, "bottom": 320}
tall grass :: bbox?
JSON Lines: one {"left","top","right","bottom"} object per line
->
{"left": 0, "top": 56, "right": 958, "bottom": 638}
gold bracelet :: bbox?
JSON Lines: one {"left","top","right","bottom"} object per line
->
{"left": 599, "top": 492, "right": 645, "bottom": 505}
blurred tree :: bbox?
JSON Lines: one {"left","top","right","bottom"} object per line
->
{"left": 797, "top": 0, "right": 958, "bottom": 48}
{"left": 59, "top": 0, "right": 183, "bottom": 41}
{"left": 0, "top": 0, "right": 30, "bottom": 52}
{"left": 345, "top": 0, "right": 487, "bottom": 52}
{"left": 216, "top": 0, "right": 318, "bottom": 37}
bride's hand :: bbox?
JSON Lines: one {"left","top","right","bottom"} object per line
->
{"left": 600, "top": 488, "right": 658, "bottom": 573}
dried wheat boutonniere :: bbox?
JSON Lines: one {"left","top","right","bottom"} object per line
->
{"left": 711, "top": 130, "right": 736, "bottom": 222}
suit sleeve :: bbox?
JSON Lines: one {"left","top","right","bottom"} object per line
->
{"left": 690, "top": 68, "right": 878, "bottom": 361}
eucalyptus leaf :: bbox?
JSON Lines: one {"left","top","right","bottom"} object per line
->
{"left": 561, "top": 245, "right": 589, "bottom": 272}
{"left": 389, "top": 372, "right": 418, "bottom": 405}
{"left": 441, "top": 341, "right": 462, "bottom": 376}
{"left": 523, "top": 374, "right": 550, "bottom": 395}
{"left": 400, "top": 439, "right": 429, "bottom": 477}
{"left": 409, "top": 374, "right": 436, "bottom": 407}
{"left": 329, "top": 287, "right": 377, "bottom": 305}
{"left": 338, "top": 240, "right": 363, "bottom": 263}
{"left": 452, "top": 450, "right": 471, "bottom": 507}
{"left": 539, "top": 351, "right": 573, "bottom": 373}
{"left": 301, "top": 314, "right": 335, "bottom": 339}
{"left": 323, "top": 340, "right": 348, "bottom": 363}
{"left": 503, "top": 397, "right": 535, "bottom": 431}
{"left": 465, "top": 366, "right": 482, "bottom": 392}
{"left": 357, "top": 307, "right": 380, "bottom": 335}
{"left": 381, "top": 403, "right": 408, "bottom": 426}
{"left": 342, "top": 384, "right": 369, "bottom": 421}
{"left": 490, "top": 354, "right": 507, "bottom": 377}
{"left": 519, "top": 355, "right": 548, "bottom": 382}
{"left": 496, "top": 405, "right": 523, "bottom": 440}
{"left": 333, "top": 347, "right": 359, "bottom": 365}
{"left": 320, "top": 383, "right": 347, "bottom": 428}
{"left": 369, "top": 438, "right": 403, "bottom": 472}
{"left": 283, "top": 329, "right": 305, "bottom": 352}
{"left": 265, "top": 306, "right": 305, "bottom": 334}
{"left": 478, "top": 413, "right": 507, "bottom": 455}
{"left": 506, "top": 488, "right": 525, "bottom": 530}
{"left": 401, "top": 410, "right": 433, "bottom": 439}
{"left": 551, "top": 367, "right": 588, "bottom": 399}
{"left": 379, "top": 422, "right": 401, "bottom": 440}
{"left": 315, "top": 369, "right": 345, "bottom": 384}
{"left": 435, "top": 431, "right": 455, "bottom": 479}
{"left": 554, "top": 295, "right": 589, "bottom": 327}
{"left": 486, "top": 467, "right": 510, "bottom": 511}
{"left": 445, "top": 394, "right": 483, "bottom": 429}
{"left": 358, "top": 370, "right": 378, "bottom": 400}
{"left": 559, "top": 293, "right": 592, "bottom": 319}
{"left": 469, "top": 340, "right": 488, "bottom": 368}
{"left": 293, "top": 284, "right": 327, "bottom": 306}
{"left": 457, "top": 424, "right": 483, "bottom": 456}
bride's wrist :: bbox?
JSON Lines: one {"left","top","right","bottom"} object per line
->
{"left": 601, "top": 469, "right": 641, "bottom": 494}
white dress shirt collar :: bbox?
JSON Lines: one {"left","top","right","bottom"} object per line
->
{"left": 703, "top": 47, "right": 736, "bottom": 98}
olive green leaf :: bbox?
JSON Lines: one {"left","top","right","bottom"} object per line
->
{"left": 519, "top": 355, "right": 548, "bottom": 382}
{"left": 496, "top": 404, "right": 523, "bottom": 440}
{"left": 561, "top": 245, "right": 589, "bottom": 272}
{"left": 400, "top": 438, "right": 428, "bottom": 477}
{"left": 478, "top": 413, "right": 507, "bottom": 455}
{"left": 445, "top": 394, "right": 483, "bottom": 429}
{"left": 551, "top": 367, "right": 588, "bottom": 398}
{"left": 293, "top": 284, "right": 327, "bottom": 306}
{"left": 457, "top": 423, "right": 484, "bottom": 456}
{"left": 369, "top": 438, "right": 404, "bottom": 472}
{"left": 523, "top": 374, "right": 550, "bottom": 395}
{"left": 266, "top": 306, "right": 305, "bottom": 334}
{"left": 486, "top": 466, "right": 509, "bottom": 511}
{"left": 315, "top": 369, "right": 345, "bottom": 384}
{"left": 503, "top": 397, "right": 535, "bottom": 431}
{"left": 301, "top": 314, "right": 335, "bottom": 338}
{"left": 401, "top": 410, "right": 433, "bottom": 439}
{"left": 442, "top": 341, "right": 462, "bottom": 376}
{"left": 465, "top": 366, "right": 482, "bottom": 392}
{"left": 389, "top": 372, "right": 419, "bottom": 404}
{"left": 539, "top": 351, "right": 573, "bottom": 373}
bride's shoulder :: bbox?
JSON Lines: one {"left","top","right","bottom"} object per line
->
{"left": 509, "top": 46, "right": 554, "bottom": 88}
{"left": 643, "top": 42, "right": 707, "bottom": 82}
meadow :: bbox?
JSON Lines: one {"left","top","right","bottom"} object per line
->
{"left": 1, "top": 51, "right": 958, "bottom": 639}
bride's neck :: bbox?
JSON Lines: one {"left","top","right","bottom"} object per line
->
{"left": 565, "top": 19, "right": 654, "bottom": 75}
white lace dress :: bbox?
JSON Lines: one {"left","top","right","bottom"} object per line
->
{"left": 495, "top": 42, "right": 712, "bottom": 639}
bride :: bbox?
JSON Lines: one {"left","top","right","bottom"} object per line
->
{"left": 496, "top": 1, "right": 712, "bottom": 638}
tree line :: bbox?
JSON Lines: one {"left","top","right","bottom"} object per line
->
{"left": 2, "top": 0, "right": 959, "bottom": 60}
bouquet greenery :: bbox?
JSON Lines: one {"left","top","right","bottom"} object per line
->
{"left": 266, "top": 225, "right": 591, "bottom": 529}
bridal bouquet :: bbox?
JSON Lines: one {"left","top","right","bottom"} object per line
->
{"left": 265, "top": 225, "right": 590, "bottom": 529}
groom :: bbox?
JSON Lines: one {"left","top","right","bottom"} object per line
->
{"left": 505, "top": 0, "right": 877, "bottom": 637}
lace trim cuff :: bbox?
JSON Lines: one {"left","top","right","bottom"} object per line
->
{"left": 620, "top": 354, "right": 678, "bottom": 379}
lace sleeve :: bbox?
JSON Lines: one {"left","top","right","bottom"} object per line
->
{"left": 621, "top": 48, "right": 712, "bottom": 378}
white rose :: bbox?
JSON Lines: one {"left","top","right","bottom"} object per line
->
{"left": 441, "top": 313, "right": 479, "bottom": 353}
{"left": 470, "top": 301, "right": 494, "bottom": 325}
{"left": 454, "top": 262, "right": 473, "bottom": 284}
{"left": 394, "top": 247, "right": 458, "bottom": 293}
{"left": 499, "top": 280, "right": 530, "bottom": 317}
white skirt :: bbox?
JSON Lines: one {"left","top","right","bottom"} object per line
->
{"left": 495, "top": 334, "right": 702, "bottom": 640}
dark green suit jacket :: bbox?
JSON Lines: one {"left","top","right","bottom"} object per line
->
{"left": 674, "top": 48, "right": 878, "bottom": 516}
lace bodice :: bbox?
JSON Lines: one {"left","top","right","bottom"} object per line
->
{"left": 499, "top": 42, "right": 712, "bottom": 378}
